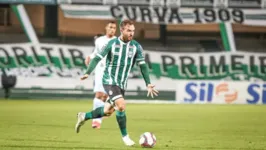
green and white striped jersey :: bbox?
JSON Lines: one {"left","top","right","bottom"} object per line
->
{"left": 96, "top": 37, "right": 145, "bottom": 89}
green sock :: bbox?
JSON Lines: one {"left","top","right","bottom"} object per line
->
{"left": 85, "top": 107, "right": 105, "bottom": 120}
{"left": 116, "top": 110, "right": 127, "bottom": 137}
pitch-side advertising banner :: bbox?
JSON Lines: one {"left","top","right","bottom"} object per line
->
{"left": 176, "top": 80, "right": 266, "bottom": 104}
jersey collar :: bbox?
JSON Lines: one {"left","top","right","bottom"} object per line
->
{"left": 118, "top": 36, "right": 131, "bottom": 45}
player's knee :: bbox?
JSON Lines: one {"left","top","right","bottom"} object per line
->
{"left": 95, "top": 92, "right": 102, "bottom": 99}
{"left": 104, "top": 108, "right": 115, "bottom": 116}
{"left": 114, "top": 98, "right": 126, "bottom": 111}
{"left": 95, "top": 92, "right": 107, "bottom": 101}
{"left": 102, "top": 95, "right": 108, "bottom": 102}
{"left": 116, "top": 103, "right": 126, "bottom": 112}
{"left": 106, "top": 109, "right": 115, "bottom": 116}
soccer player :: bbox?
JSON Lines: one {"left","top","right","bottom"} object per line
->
{"left": 84, "top": 22, "right": 117, "bottom": 129}
{"left": 75, "top": 20, "right": 159, "bottom": 146}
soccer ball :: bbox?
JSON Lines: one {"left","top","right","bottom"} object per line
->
{"left": 139, "top": 132, "right": 156, "bottom": 148}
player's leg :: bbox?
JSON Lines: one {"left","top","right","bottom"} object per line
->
{"left": 91, "top": 68, "right": 108, "bottom": 128}
{"left": 75, "top": 102, "right": 114, "bottom": 133}
{"left": 75, "top": 85, "right": 117, "bottom": 133}
{"left": 114, "top": 97, "right": 135, "bottom": 146}
{"left": 105, "top": 86, "right": 135, "bottom": 146}
{"left": 92, "top": 91, "right": 108, "bottom": 129}
{"left": 75, "top": 85, "right": 134, "bottom": 146}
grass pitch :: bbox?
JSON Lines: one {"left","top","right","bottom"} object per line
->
{"left": 0, "top": 99, "right": 266, "bottom": 150}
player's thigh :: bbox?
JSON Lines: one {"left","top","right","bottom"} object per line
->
{"left": 95, "top": 92, "right": 108, "bottom": 101}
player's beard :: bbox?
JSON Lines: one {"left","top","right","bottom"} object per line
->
{"left": 122, "top": 34, "right": 132, "bottom": 42}
{"left": 128, "top": 35, "right": 133, "bottom": 41}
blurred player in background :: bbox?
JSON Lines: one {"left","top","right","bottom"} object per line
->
{"left": 84, "top": 21, "right": 117, "bottom": 129}
{"left": 76, "top": 20, "right": 159, "bottom": 146}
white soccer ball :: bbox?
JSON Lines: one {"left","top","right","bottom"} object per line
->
{"left": 139, "top": 132, "right": 156, "bottom": 148}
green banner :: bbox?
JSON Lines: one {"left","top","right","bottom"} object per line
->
{"left": 141, "top": 51, "right": 266, "bottom": 81}
{"left": 1, "top": 43, "right": 266, "bottom": 82}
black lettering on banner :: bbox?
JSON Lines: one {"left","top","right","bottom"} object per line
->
{"left": 154, "top": 8, "right": 168, "bottom": 23}
{"left": 145, "top": 54, "right": 152, "bottom": 69}
{"left": 199, "top": 56, "right": 205, "bottom": 75}
{"left": 161, "top": 55, "right": 175, "bottom": 72}
{"left": 41, "top": 47, "right": 54, "bottom": 64}
{"left": 231, "top": 55, "right": 244, "bottom": 72}
{"left": 210, "top": 55, "right": 226, "bottom": 74}
{"left": 112, "top": 6, "right": 245, "bottom": 24}
{"left": 0, "top": 47, "right": 11, "bottom": 66}
{"left": 180, "top": 56, "right": 195, "bottom": 76}
{"left": 12, "top": 46, "right": 30, "bottom": 66}
{"left": 69, "top": 49, "right": 84, "bottom": 67}
{"left": 168, "top": 8, "right": 183, "bottom": 23}
{"left": 218, "top": 9, "right": 230, "bottom": 22}
{"left": 249, "top": 55, "right": 256, "bottom": 74}
{"left": 139, "top": 7, "right": 152, "bottom": 22}
{"left": 194, "top": 8, "right": 244, "bottom": 24}
{"left": 59, "top": 48, "right": 68, "bottom": 67}
{"left": 110, "top": 6, "right": 123, "bottom": 19}
{"left": 194, "top": 9, "right": 202, "bottom": 23}
{"left": 232, "top": 9, "right": 244, "bottom": 23}
{"left": 31, "top": 46, "right": 41, "bottom": 64}
{"left": 204, "top": 9, "right": 216, "bottom": 23}
{"left": 259, "top": 56, "right": 266, "bottom": 74}
{"left": 124, "top": 7, "right": 137, "bottom": 20}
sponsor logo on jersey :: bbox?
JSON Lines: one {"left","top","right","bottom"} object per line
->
{"left": 129, "top": 46, "right": 134, "bottom": 49}
{"left": 115, "top": 44, "right": 121, "bottom": 48}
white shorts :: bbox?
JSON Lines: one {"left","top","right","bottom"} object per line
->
{"left": 93, "top": 66, "right": 106, "bottom": 93}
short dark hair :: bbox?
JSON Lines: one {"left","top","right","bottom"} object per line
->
{"left": 95, "top": 33, "right": 103, "bottom": 37}
{"left": 120, "top": 20, "right": 134, "bottom": 29}
{"left": 108, "top": 21, "right": 116, "bottom": 24}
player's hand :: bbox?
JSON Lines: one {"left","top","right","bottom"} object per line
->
{"left": 85, "top": 56, "right": 91, "bottom": 66}
{"left": 147, "top": 84, "right": 159, "bottom": 98}
{"left": 80, "top": 74, "right": 89, "bottom": 80}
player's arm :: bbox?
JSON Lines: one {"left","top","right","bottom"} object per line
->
{"left": 85, "top": 39, "right": 99, "bottom": 65}
{"left": 81, "top": 42, "right": 112, "bottom": 80}
{"left": 136, "top": 44, "right": 159, "bottom": 98}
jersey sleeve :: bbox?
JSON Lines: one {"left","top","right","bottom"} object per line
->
{"left": 84, "top": 40, "right": 114, "bottom": 75}
{"left": 135, "top": 43, "right": 151, "bottom": 85}
{"left": 96, "top": 40, "right": 113, "bottom": 59}
{"left": 135, "top": 44, "right": 145, "bottom": 65}
{"left": 89, "top": 39, "right": 100, "bottom": 59}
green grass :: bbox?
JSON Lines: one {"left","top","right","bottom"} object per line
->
{"left": 0, "top": 99, "right": 266, "bottom": 150}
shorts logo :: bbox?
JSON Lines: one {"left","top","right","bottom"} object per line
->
{"left": 109, "top": 90, "right": 113, "bottom": 96}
